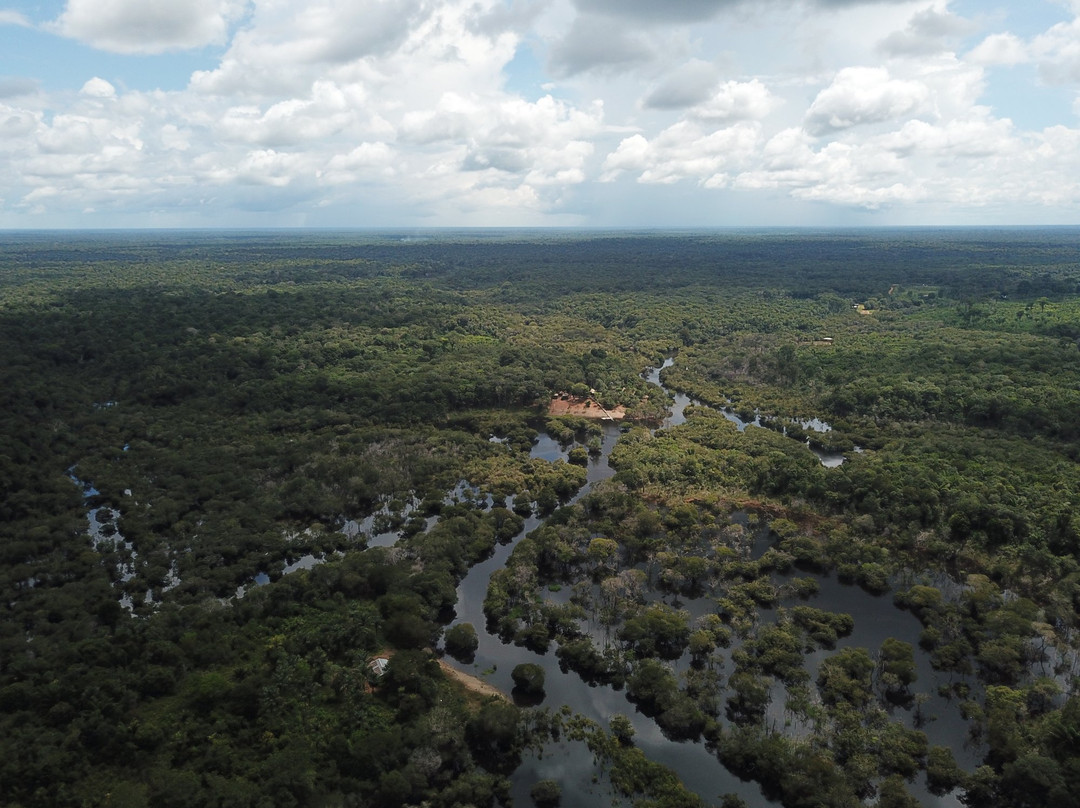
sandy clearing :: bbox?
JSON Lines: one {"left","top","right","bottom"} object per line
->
{"left": 437, "top": 659, "right": 508, "bottom": 700}
{"left": 548, "top": 396, "right": 626, "bottom": 420}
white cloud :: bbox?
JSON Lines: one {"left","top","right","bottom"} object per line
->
{"left": 878, "top": 115, "right": 1017, "bottom": 158}
{"left": 601, "top": 120, "right": 762, "bottom": 185}
{"left": 878, "top": 4, "right": 977, "bottom": 57}
{"left": 913, "top": 54, "right": 986, "bottom": 118}
{"left": 737, "top": 130, "right": 926, "bottom": 208}
{"left": 0, "top": 77, "right": 40, "bottom": 98}
{"left": 160, "top": 124, "right": 191, "bottom": 151}
{"left": 691, "top": 79, "right": 778, "bottom": 124}
{"left": 967, "top": 32, "right": 1029, "bottom": 66}
{"left": 216, "top": 81, "right": 358, "bottom": 147}
{"left": 191, "top": 0, "right": 515, "bottom": 100}
{"left": 1030, "top": 17, "right": 1080, "bottom": 83}
{"left": 964, "top": 11, "right": 1080, "bottom": 84}
{"left": 4, "top": 0, "right": 1080, "bottom": 225}
{"left": 575, "top": 0, "right": 920, "bottom": 25}
{"left": 53, "top": 0, "right": 246, "bottom": 55}
{"left": 322, "top": 142, "right": 395, "bottom": 183}
{"left": 407, "top": 92, "right": 602, "bottom": 193}
{"left": 548, "top": 14, "right": 654, "bottom": 76}
{"left": 229, "top": 149, "right": 309, "bottom": 187}
{"left": 80, "top": 78, "right": 117, "bottom": 99}
{"left": 730, "top": 108, "right": 1079, "bottom": 212}
{"left": 0, "top": 9, "right": 32, "bottom": 27}
{"left": 573, "top": 0, "right": 729, "bottom": 24}
{"left": 0, "top": 105, "right": 39, "bottom": 140}
{"left": 804, "top": 66, "right": 930, "bottom": 135}
{"left": 642, "top": 60, "right": 720, "bottom": 110}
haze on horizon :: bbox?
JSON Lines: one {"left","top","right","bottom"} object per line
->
{"left": 2, "top": 0, "right": 1080, "bottom": 229}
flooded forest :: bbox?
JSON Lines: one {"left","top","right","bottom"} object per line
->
{"left": 3, "top": 228, "right": 1080, "bottom": 808}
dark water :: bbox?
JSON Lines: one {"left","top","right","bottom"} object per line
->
{"left": 448, "top": 417, "right": 768, "bottom": 806}
{"left": 444, "top": 363, "right": 977, "bottom": 807}
{"left": 647, "top": 359, "right": 847, "bottom": 466}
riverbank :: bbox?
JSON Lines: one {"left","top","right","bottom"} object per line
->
{"left": 438, "top": 659, "right": 508, "bottom": 700}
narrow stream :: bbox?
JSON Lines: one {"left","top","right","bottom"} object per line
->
{"left": 446, "top": 367, "right": 771, "bottom": 806}
{"left": 647, "top": 359, "right": 849, "bottom": 467}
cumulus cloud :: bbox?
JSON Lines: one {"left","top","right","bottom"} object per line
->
{"left": 804, "top": 66, "right": 930, "bottom": 135}
{"left": 159, "top": 124, "right": 191, "bottom": 151}
{"left": 468, "top": 0, "right": 547, "bottom": 37}
{"left": 601, "top": 120, "right": 762, "bottom": 185}
{"left": 4, "top": 0, "right": 591, "bottom": 223}
{"left": 81, "top": 78, "right": 117, "bottom": 99}
{"left": 735, "top": 128, "right": 923, "bottom": 208}
{"left": 961, "top": 15, "right": 1080, "bottom": 85}
{"left": 405, "top": 92, "right": 601, "bottom": 188}
{"left": 878, "top": 5, "right": 977, "bottom": 57}
{"left": 5, "top": 0, "right": 1080, "bottom": 225}
{"left": 732, "top": 106, "right": 1072, "bottom": 212}
{"left": 574, "top": 0, "right": 915, "bottom": 24}
{"left": 548, "top": 15, "right": 654, "bottom": 76}
{"left": 53, "top": 0, "right": 246, "bottom": 54}
{"left": 878, "top": 115, "right": 1017, "bottom": 158}
{"left": 1029, "top": 17, "right": 1080, "bottom": 84}
{"left": 691, "top": 80, "right": 777, "bottom": 124}
{"left": 0, "top": 105, "right": 39, "bottom": 139}
{"left": 574, "top": 0, "right": 731, "bottom": 24}
{"left": 216, "top": 81, "right": 359, "bottom": 147}
{"left": 642, "top": 61, "right": 720, "bottom": 110}
{"left": 967, "top": 32, "right": 1029, "bottom": 66}
{"left": 0, "top": 77, "right": 39, "bottom": 98}
{"left": 321, "top": 142, "right": 396, "bottom": 184}
{"left": 191, "top": 0, "right": 509, "bottom": 98}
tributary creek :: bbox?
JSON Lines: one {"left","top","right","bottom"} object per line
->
{"left": 444, "top": 361, "right": 981, "bottom": 807}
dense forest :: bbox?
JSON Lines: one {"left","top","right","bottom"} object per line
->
{"left": 2, "top": 228, "right": 1080, "bottom": 807}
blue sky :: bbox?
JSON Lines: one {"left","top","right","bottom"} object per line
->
{"left": 2, "top": 0, "right": 1080, "bottom": 228}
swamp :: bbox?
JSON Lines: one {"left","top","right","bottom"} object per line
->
{"left": 2, "top": 228, "right": 1080, "bottom": 807}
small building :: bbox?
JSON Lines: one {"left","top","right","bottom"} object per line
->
{"left": 369, "top": 657, "right": 390, "bottom": 677}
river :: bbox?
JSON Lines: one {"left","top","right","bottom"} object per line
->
{"left": 441, "top": 359, "right": 983, "bottom": 807}
{"left": 447, "top": 416, "right": 768, "bottom": 806}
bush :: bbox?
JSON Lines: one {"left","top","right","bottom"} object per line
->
{"left": 511, "top": 663, "right": 545, "bottom": 695}
{"left": 531, "top": 779, "right": 561, "bottom": 808}
{"left": 445, "top": 623, "right": 479, "bottom": 661}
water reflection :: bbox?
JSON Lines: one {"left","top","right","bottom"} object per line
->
{"left": 445, "top": 416, "right": 767, "bottom": 805}
{"left": 444, "top": 362, "right": 977, "bottom": 807}
{"left": 645, "top": 359, "right": 845, "bottom": 465}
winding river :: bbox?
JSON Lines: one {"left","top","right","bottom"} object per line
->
{"left": 439, "top": 363, "right": 982, "bottom": 807}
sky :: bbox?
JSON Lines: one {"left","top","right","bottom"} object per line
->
{"left": 2, "top": 0, "right": 1080, "bottom": 228}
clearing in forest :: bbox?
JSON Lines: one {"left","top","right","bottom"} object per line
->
{"left": 548, "top": 395, "right": 625, "bottom": 420}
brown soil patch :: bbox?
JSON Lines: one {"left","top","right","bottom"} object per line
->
{"left": 370, "top": 649, "right": 507, "bottom": 701}
{"left": 437, "top": 659, "right": 508, "bottom": 700}
{"left": 548, "top": 396, "right": 626, "bottom": 420}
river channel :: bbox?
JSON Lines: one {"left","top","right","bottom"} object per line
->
{"left": 442, "top": 361, "right": 979, "bottom": 807}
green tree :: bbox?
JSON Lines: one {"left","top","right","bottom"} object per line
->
{"left": 531, "top": 778, "right": 562, "bottom": 808}
{"left": 511, "top": 663, "right": 545, "bottom": 696}
{"left": 609, "top": 714, "right": 635, "bottom": 746}
{"left": 445, "top": 623, "right": 479, "bottom": 662}
{"left": 878, "top": 637, "right": 917, "bottom": 696}
{"left": 817, "top": 648, "right": 874, "bottom": 708}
